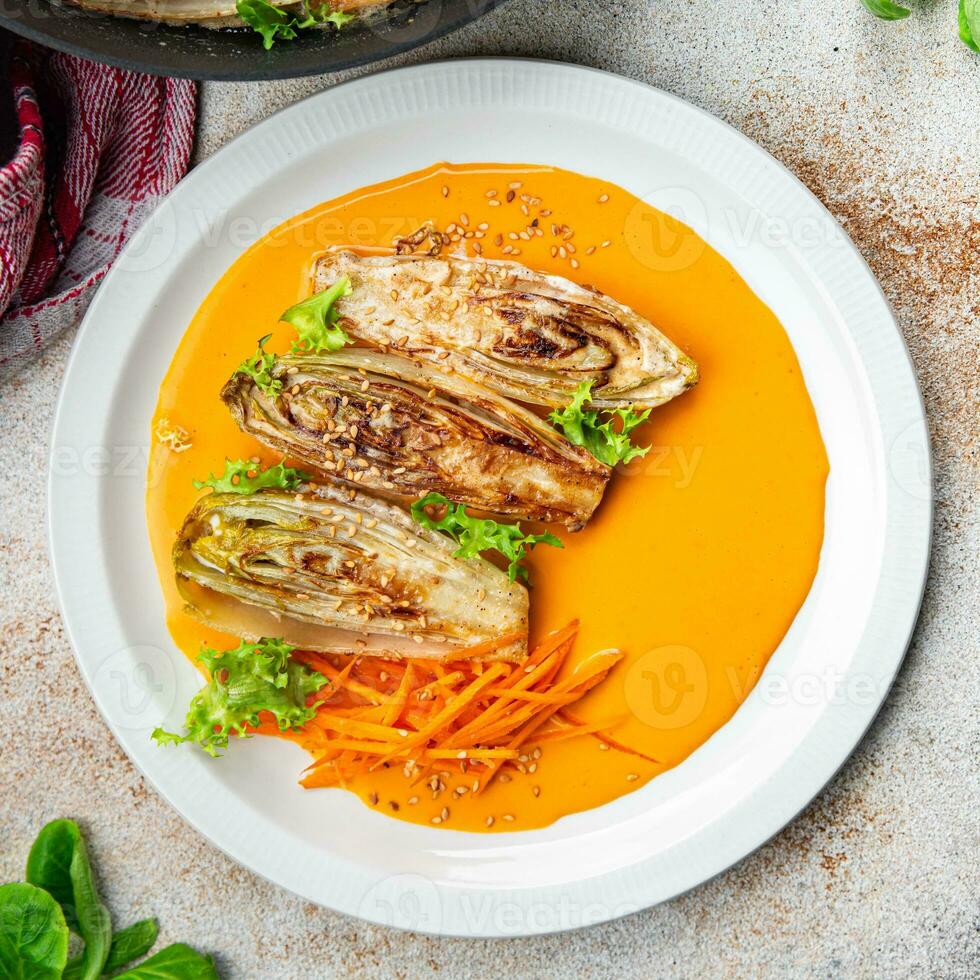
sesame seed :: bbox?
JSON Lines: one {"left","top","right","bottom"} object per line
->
{"left": 441, "top": 185, "right": 449, "bottom": 197}
{"left": 486, "top": 816, "right": 495, "bottom": 827}
{"left": 459, "top": 213, "right": 469, "bottom": 226}
{"left": 506, "top": 190, "right": 515, "bottom": 203}
{"left": 431, "top": 816, "right": 442, "bottom": 824}
{"left": 598, "top": 193, "right": 610, "bottom": 203}
{"left": 488, "top": 199, "right": 501, "bottom": 207}
{"left": 412, "top": 635, "right": 424, "bottom": 645}
{"left": 441, "top": 806, "right": 449, "bottom": 820}
{"left": 508, "top": 181, "right": 522, "bottom": 189}
{"left": 503, "top": 814, "right": 515, "bottom": 822}
{"left": 368, "top": 792, "right": 379, "bottom": 805}
{"left": 601, "top": 239, "right": 612, "bottom": 248}
{"left": 499, "top": 773, "right": 511, "bottom": 784}
{"left": 485, "top": 190, "right": 497, "bottom": 198}
{"left": 382, "top": 481, "right": 395, "bottom": 490}
{"left": 598, "top": 742, "right": 609, "bottom": 751}
{"left": 626, "top": 773, "right": 639, "bottom": 782}
{"left": 408, "top": 796, "right": 419, "bottom": 805}
{"left": 586, "top": 245, "right": 597, "bottom": 255}
{"left": 571, "top": 258, "right": 580, "bottom": 269}
{"left": 532, "top": 786, "right": 541, "bottom": 797}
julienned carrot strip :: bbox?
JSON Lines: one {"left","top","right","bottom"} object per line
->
{"left": 448, "top": 630, "right": 526, "bottom": 660}
{"left": 382, "top": 663, "right": 414, "bottom": 727}
{"left": 530, "top": 717, "right": 628, "bottom": 743}
{"left": 471, "top": 650, "right": 624, "bottom": 795}
{"left": 423, "top": 748, "right": 518, "bottom": 760}
{"left": 370, "top": 662, "right": 511, "bottom": 768}
{"left": 314, "top": 714, "right": 412, "bottom": 742}
{"left": 557, "top": 709, "right": 661, "bottom": 764}
{"left": 442, "top": 643, "right": 571, "bottom": 747}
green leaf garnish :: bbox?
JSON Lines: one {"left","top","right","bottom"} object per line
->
{"left": 26, "top": 820, "right": 111, "bottom": 980}
{"left": 235, "top": 334, "right": 282, "bottom": 397}
{"left": 110, "top": 942, "right": 218, "bottom": 980}
{"left": 236, "top": 0, "right": 354, "bottom": 50}
{"left": 961, "top": 0, "right": 980, "bottom": 51}
{"left": 859, "top": 0, "right": 910, "bottom": 19}
{"left": 411, "top": 492, "right": 562, "bottom": 583}
{"left": 152, "top": 637, "right": 329, "bottom": 757}
{"left": 193, "top": 458, "right": 310, "bottom": 494}
{"left": 282, "top": 275, "right": 354, "bottom": 354}
{"left": 547, "top": 381, "right": 651, "bottom": 466}
{"left": 0, "top": 883, "right": 68, "bottom": 979}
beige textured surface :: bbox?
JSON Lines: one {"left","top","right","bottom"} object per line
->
{"left": 2, "top": 1, "right": 978, "bottom": 976}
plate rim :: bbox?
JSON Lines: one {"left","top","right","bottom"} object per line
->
{"left": 47, "top": 56, "right": 932, "bottom": 937}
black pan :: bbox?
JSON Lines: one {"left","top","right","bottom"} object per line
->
{"left": 0, "top": 0, "right": 509, "bottom": 80}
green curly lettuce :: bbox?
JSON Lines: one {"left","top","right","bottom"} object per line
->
{"left": 152, "top": 637, "right": 329, "bottom": 757}
{"left": 193, "top": 458, "right": 310, "bottom": 494}
{"left": 411, "top": 492, "right": 562, "bottom": 583}
{"left": 282, "top": 275, "right": 354, "bottom": 354}
{"left": 547, "top": 381, "right": 651, "bottom": 466}
{"left": 236, "top": 0, "right": 355, "bottom": 50}
{"left": 235, "top": 334, "right": 282, "bottom": 397}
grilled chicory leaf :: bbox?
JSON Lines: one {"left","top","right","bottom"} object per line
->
{"left": 173, "top": 486, "right": 529, "bottom": 661}
{"left": 221, "top": 348, "right": 609, "bottom": 529}
{"left": 152, "top": 637, "right": 328, "bottom": 756}
{"left": 411, "top": 492, "right": 562, "bottom": 583}
{"left": 548, "top": 381, "right": 651, "bottom": 466}
{"left": 312, "top": 249, "right": 699, "bottom": 409}
{"left": 282, "top": 275, "right": 354, "bottom": 353}
{"left": 194, "top": 458, "right": 309, "bottom": 494}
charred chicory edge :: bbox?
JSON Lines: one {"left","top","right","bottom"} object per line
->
{"left": 312, "top": 250, "right": 700, "bottom": 409}
{"left": 220, "top": 347, "right": 610, "bottom": 529}
{"left": 171, "top": 487, "right": 529, "bottom": 659}
{"left": 152, "top": 637, "right": 330, "bottom": 757}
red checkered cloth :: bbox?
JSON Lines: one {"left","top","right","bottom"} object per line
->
{"left": 0, "top": 33, "right": 196, "bottom": 379}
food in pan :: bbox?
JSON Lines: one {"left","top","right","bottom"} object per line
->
{"left": 63, "top": 0, "right": 376, "bottom": 48}
{"left": 147, "top": 162, "right": 828, "bottom": 832}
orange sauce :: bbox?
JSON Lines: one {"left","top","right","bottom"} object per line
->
{"left": 147, "top": 162, "right": 828, "bottom": 832}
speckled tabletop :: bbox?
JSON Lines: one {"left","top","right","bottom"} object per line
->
{"left": 2, "top": 1, "right": 978, "bottom": 977}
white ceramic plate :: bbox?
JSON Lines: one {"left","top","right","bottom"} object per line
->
{"left": 48, "top": 59, "right": 931, "bottom": 937}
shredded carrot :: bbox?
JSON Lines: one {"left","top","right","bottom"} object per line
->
{"left": 266, "top": 621, "right": 641, "bottom": 793}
